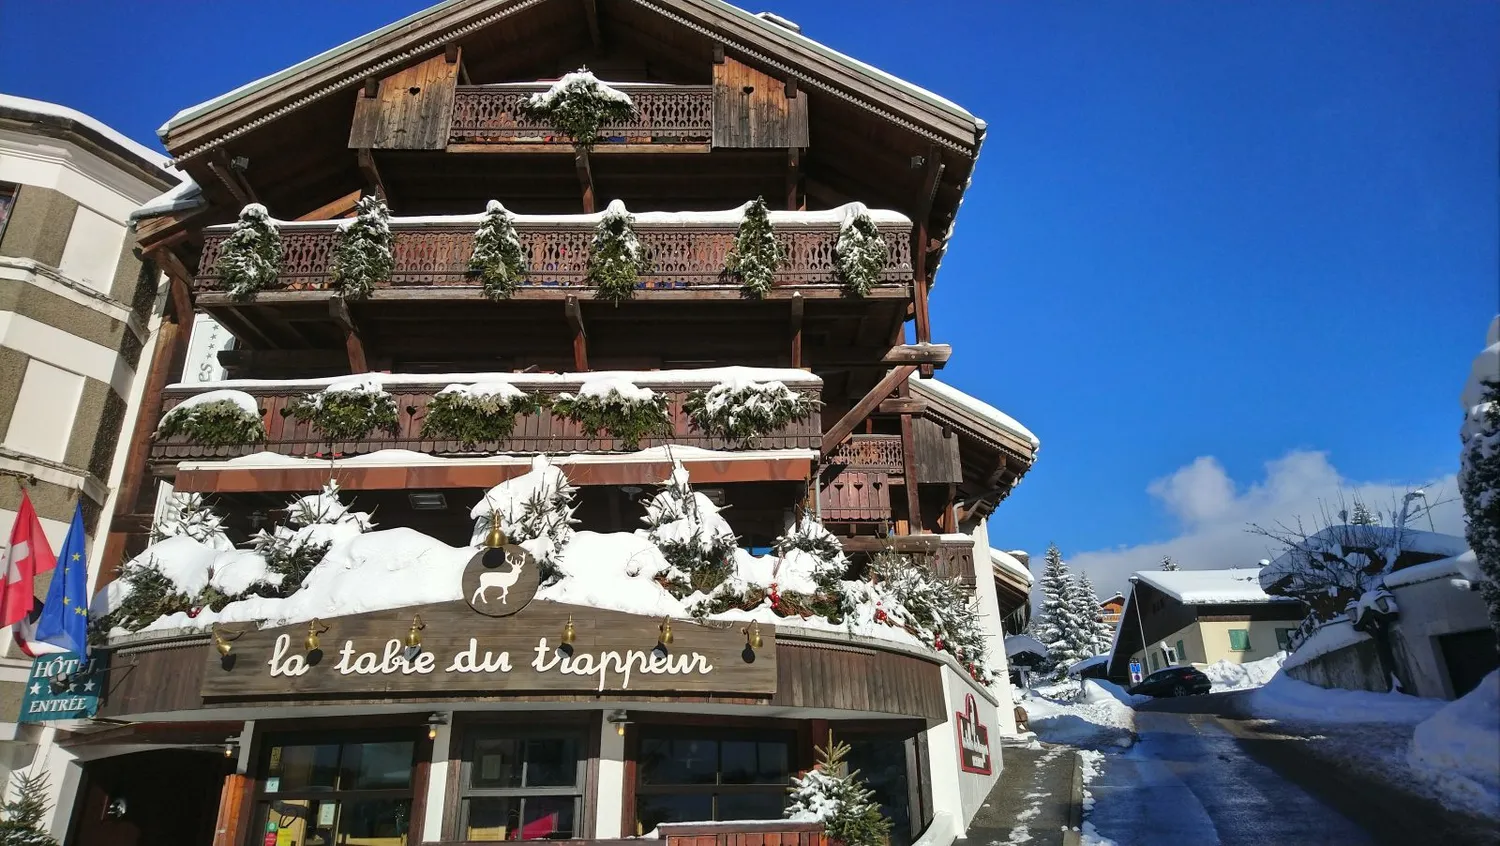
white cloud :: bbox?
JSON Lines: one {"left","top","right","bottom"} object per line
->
{"left": 1067, "top": 450, "right": 1464, "bottom": 599}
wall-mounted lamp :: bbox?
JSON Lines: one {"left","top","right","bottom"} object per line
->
{"left": 223, "top": 734, "right": 240, "bottom": 759}
{"left": 305, "top": 618, "right": 329, "bottom": 652}
{"left": 426, "top": 712, "right": 449, "bottom": 741}
{"left": 743, "top": 621, "right": 763, "bottom": 650}
{"left": 485, "top": 513, "right": 507, "bottom": 549}
{"left": 658, "top": 618, "right": 674, "bottom": 646}
{"left": 212, "top": 625, "right": 243, "bottom": 657}
{"left": 606, "top": 709, "right": 630, "bottom": 736}
{"left": 404, "top": 614, "right": 426, "bottom": 661}
{"left": 49, "top": 672, "right": 71, "bottom": 695}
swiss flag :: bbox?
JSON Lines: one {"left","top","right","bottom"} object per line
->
{"left": 2, "top": 491, "right": 56, "bottom": 628}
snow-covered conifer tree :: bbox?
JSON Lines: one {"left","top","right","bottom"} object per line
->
{"left": 1460, "top": 316, "right": 1500, "bottom": 643}
{"left": 726, "top": 197, "right": 785, "bottom": 298}
{"left": 1069, "top": 572, "right": 1111, "bottom": 657}
{"left": 1033, "top": 543, "right": 1085, "bottom": 675}
{"left": 215, "top": 203, "right": 282, "bottom": 299}
{"left": 785, "top": 732, "right": 891, "bottom": 846}
{"left": 1159, "top": 554, "right": 1179, "bottom": 571}
{"left": 1349, "top": 501, "right": 1380, "bottom": 526}
{"left": 470, "top": 455, "right": 578, "bottom": 581}
{"left": 253, "top": 480, "right": 374, "bottom": 597}
{"left": 0, "top": 769, "right": 57, "bottom": 846}
{"left": 834, "top": 205, "right": 887, "bottom": 298}
{"left": 331, "top": 195, "right": 393, "bottom": 298}
{"left": 587, "top": 200, "right": 650, "bottom": 303}
{"left": 469, "top": 200, "right": 527, "bottom": 299}
{"left": 643, "top": 459, "right": 737, "bottom": 593}
{"left": 152, "top": 491, "right": 233, "bottom": 551}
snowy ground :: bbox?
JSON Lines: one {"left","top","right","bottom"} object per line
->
{"left": 1200, "top": 653, "right": 1285, "bottom": 692}
{"left": 1017, "top": 679, "right": 1140, "bottom": 749}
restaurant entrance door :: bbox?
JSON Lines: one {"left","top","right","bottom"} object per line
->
{"left": 68, "top": 748, "right": 226, "bottom": 846}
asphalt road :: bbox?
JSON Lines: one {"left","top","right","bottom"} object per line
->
{"left": 1085, "top": 701, "right": 1500, "bottom": 846}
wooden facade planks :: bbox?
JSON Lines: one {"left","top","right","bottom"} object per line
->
{"left": 712, "top": 58, "right": 809, "bottom": 149}
{"left": 819, "top": 469, "right": 890, "bottom": 523}
{"left": 911, "top": 417, "right": 962, "bottom": 484}
{"left": 349, "top": 51, "right": 462, "bottom": 150}
{"left": 771, "top": 640, "right": 945, "bottom": 721}
{"left": 97, "top": 640, "right": 209, "bottom": 719}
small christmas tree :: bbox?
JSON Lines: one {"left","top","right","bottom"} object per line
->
{"left": 1349, "top": 501, "right": 1380, "bottom": 526}
{"left": 834, "top": 206, "right": 887, "bottom": 298}
{"left": 0, "top": 769, "right": 58, "bottom": 846}
{"left": 470, "top": 456, "right": 579, "bottom": 581}
{"left": 774, "top": 515, "right": 846, "bottom": 593}
{"left": 152, "top": 491, "right": 233, "bottom": 551}
{"left": 469, "top": 200, "right": 527, "bottom": 299}
{"left": 726, "top": 197, "right": 786, "bottom": 298}
{"left": 1159, "top": 554, "right": 1179, "bottom": 571}
{"left": 518, "top": 69, "right": 634, "bottom": 150}
{"left": 786, "top": 731, "right": 892, "bottom": 846}
{"left": 588, "top": 200, "right": 650, "bottom": 303}
{"left": 1461, "top": 375, "right": 1500, "bottom": 645}
{"left": 643, "top": 459, "right": 737, "bottom": 593}
{"left": 1033, "top": 544, "right": 1085, "bottom": 677}
{"left": 331, "top": 195, "right": 394, "bottom": 298}
{"left": 216, "top": 203, "right": 282, "bottom": 299}
{"left": 253, "top": 480, "right": 374, "bottom": 598}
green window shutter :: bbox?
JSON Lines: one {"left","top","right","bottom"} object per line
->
{"left": 1229, "top": 629, "right": 1251, "bottom": 651}
{"left": 1176, "top": 640, "right": 1186, "bottom": 663}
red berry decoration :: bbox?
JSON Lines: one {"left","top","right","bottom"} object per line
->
{"left": 187, "top": 606, "right": 202, "bottom": 619}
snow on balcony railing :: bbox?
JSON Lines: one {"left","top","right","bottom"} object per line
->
{"left": 193, "top": 203, "right": 912, "bottom": 294}
{"left": 449, "top": 83, "right": 714, "bottom": 145}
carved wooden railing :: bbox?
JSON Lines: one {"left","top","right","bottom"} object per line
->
{"left": 920, "top": 537, "right": 977, "bottom": 587}
{"left": 194, "top": 218, "right": 912, "bottom": 294}
{"left": 149, "top": 381, "right": 821, "bottom": 464}
{"left": 449, "top": 84, "right": 714, "bottom": 146}
{"left": 826, "top": 434, "right": 904, "bottom": 474}
{"left": 821, "top": 435, "right": 903, "bottom": 523}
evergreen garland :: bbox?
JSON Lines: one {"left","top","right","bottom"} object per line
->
{"left": 1461, "top": 379, "right": 1500, "bottom": 644}
{"left": 215, "top": 203, "right": 282, "bottom": 299}
{"left": 786, "top": 732, "right": 893, "bottom": 846}
{"left": 0, "top": 770, "right": 58, "bottom": 846}
{"left": 587, "top": 201, "right": 651, "bottom": 303}
{"left": 285, "top": 383, "right": 399, "bottom": 443}
{"left": 551, "top": 384, "right": 669, "bottom": 449}
{"left": 252, "top": 482, "right": 374, "bottom": 598}
{"left": 726, "top": 196, "right": 786, "bottom": 298}
{"left": 331, "top": 195, "right": 394, "bottom": 298}
{"left": 835, "top": 208, "right": 888, "bottom": 297}
{"left": 423, "top": 385, "right": 544, "bottom": 448}
{"left": 684, "top": 380, "right": 820, "bottom": 446}
{"left": 518, "top": 69, "right": 635, "bottom": 150}
{"left": 157, "top": 397, "right": 265, "bottom": 446}
{"left": 469, "top": 200, "right": 528, "bottom": 299}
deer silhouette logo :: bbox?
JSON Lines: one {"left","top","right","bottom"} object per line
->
{"left": 471, "top": 549, "right": 527, "bottom": 606}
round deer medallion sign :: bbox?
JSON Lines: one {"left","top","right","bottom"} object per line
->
{"left": 462, "top": 544, "right": 540, "bottom": 617}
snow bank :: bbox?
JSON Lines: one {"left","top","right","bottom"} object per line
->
{"left": 541, "top": 531, "right": 684, "bottom": 617}
{"left": 1408, "top": 670, "right": 1500, "bottom": 818}
{"left": 437, "top": 381, "right": 526, "bottom": 401}
{"left": 1132, "top": 567, "right": 1294, "bottom": 605}
{"left": 907, "top": 375, "right": 1039, "bottom": 450}
{"left": 1249, "top": 672, "right": 1447, "bottom": 725}
{"left": 1202, "top": 652, "right": 1285, "bottom": 692}
{"left": 1021, "top": 680, "right": 1137, "bottom": 748}
{"left": 1282, "top": 618, "right": 1370, "bottom": 671}
{"left": 162, "top": 389, "right": 259, "bottom": 419}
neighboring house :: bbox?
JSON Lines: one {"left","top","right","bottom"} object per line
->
{"left": 991, "top": 547, "right": 1032, "bottom": 635}
{"left": 1099, "top": 593, "right": 1124, "bottom": 627}
{"left": 1106, "top": 568, "right": 1305, "bottom": 680}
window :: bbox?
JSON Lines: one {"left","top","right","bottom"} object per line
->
{"left": 252, "top": 735, "right": 416, "bottom": 846}
{"left": 1175, "top": 640, "right": 1187, "bottom": 664}
{"left": 1148, "top": 652, "right": 1160, "bottom": 671}
{"left": 0, "top": 183, "right": 15, "bottom": 243}
{"left": 1275, "top": 628, "right": 1295, "bottom": 652}
{"left": 4, "top": 359, "right": 84, "bottom": 463}
{"left": 1228, "top": 629, "right": 1252, "bottom": 652}
{"left": 459, "top": 729, "right": 586, "bottom": 841}
{"left": 635, "top": 729, "right": 793, "bottom": 834}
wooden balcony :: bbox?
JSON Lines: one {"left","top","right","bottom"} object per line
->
{"left": 193, "top": 216, "right": 912, "bottom": 297}
{"left": 448, "top": 84, "right": 714, "bottom": 149}
{"left": 820, "top": 434, "right": 902, "bottom": 523}
{"left": 150, "top": 379, "right": 821, "bottom": 467}
{"left": 920, "top": 537, "right": 978, "bottom": 587}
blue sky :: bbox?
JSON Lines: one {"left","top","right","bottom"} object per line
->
{"left": 2, "top": 1, "right": 1495, "bottom": 593}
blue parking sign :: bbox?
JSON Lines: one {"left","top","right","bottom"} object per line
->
{"left": 1129, "top": 661, "right": 1143, "bottom": 684}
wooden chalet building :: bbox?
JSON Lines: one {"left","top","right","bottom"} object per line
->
{"left": 50, "top": 2, "right": 1040, "bottom": 845}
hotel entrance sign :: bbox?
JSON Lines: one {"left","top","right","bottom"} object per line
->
{"left": 19, "top": 652, "right": 103, "bottom": 722}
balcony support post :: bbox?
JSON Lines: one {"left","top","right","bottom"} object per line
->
{"left": 789, "top": 292, "right": 803, "bottom": 368}
{"left": 209, "top": 150, "right": 257, "bottom": 207}
{"left": 912, "top": 146, "right": 943, "bottom": 377}
{"left": 566, "top": 295, "right": 589, "bottom": 371}
{"left": 786, "top": 147, "right": 802, "bottom": 211}
{"left": 330, "top": 296, "right": 369, "bottom": 373}
{"left": 820, "top": 365, "right": 917, "bottom": 457}
{"left": 897, "top": 381, "right": 922, "bottom": 534}
{"left": 575, "top": 148, "right": 596, "bottom": 213}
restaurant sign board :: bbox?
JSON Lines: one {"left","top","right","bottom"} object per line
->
{"left": 200, "top": 599, "right": 776, "bottom": 700}
{"left": 956, "top": 692, "right": 992, "bottom": 774}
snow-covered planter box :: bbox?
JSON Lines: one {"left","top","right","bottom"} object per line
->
{"left": 284, "top": 378, "right": 399, "bottom": 442}
{"left": 422, "top": 382, "right": 544, "bottom": 447}
{"left": 156, "top": 390, "right": 265, "bottom": 446}
{"left": 551, "top": 377, "right": 669, "bottom": 448}
{"left": 517, "top": 69, "right": 634, "bottom": 149}
{"left": 684, "top": 379, "right": 820, "bottom": 446}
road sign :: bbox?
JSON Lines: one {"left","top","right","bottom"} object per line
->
{"left": 19, "top": 652, "right": 103, "bottom": 722}
{"left": 1129, "top": 661, "right": 1143, "bottom": 684}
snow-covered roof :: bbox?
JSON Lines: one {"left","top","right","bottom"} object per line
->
{"left": 1383, "top": 550, "right": 1482, "bottom": 590}
{"left": 132, "top": 176, "right": 205, "bottom": 220}
{"left": 0, "top": 93, "right": 180, "bottom": 180}
{"left": 169, "top": 367, "right": 821, "bottom": 392}
{"left": 159, "top": 0, "right": 979, "bottom": 141}
{"left": 989, "top": 548, "right": 1032, "bottom": 587}
{"left": 188, "top": 446, "right": 817, "bottom": 471}
{"left": 1004, "top": 634, "right": 1048, "bottom": 658}
{"left": 1264, "top": 526, "right": 1470, "bottom": 576}
{"left": 1131, "top": 568, "right": 1298, "bottom": 605}
{"left": 1067, "top": 654, "right": 1109, "bottom": 676}
{"left": 907, "top": 375, "right": 1039, "bottom": 451}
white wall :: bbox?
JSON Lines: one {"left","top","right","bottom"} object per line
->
{"left": 56, "top": 206, "right": 126, "bottom": 292}
{"left": 1389, "top": 570, "right": 1495, "bottom": 698}
{"left": 924, "top": 663, "right": 1001, "bottom": 838}
{"left": 4, "top": 359, "right": 85, "bottom": 463}
{"left": 594, "top": 713, "right": 625, "bottom": 838}
{"left": 967, "top": 519, "right": 1018, "bottom": 736}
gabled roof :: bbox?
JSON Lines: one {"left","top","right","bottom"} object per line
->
{"left": 1132, "top": 568, "right": 1296, "bottom": 606}
{"left": 158, "top": 0, "right": 985, "bottom": 163}
{"left": 908, "top": 374, "right": 1039, "bottom": 455}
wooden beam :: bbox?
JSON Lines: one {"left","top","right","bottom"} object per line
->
{"left": 296, "top": 189, "right": 362, "bottom": 221}
{"left": 357, "top": 148, "right": 387, "bottom": 200}
{"left": 713, "top": 44, "right": 725, "bottom": 64}
{"left": 208, "top": 152, "right": 257, "bottom": 206}
{"left": 820, "top": 365, "right": 917, "bottom": 456}
{"left": 912, "top": 145, "right": 943, "bottom": 365}
{"left": 364, "top": 77, "right": 379, "bottom": 98}
{"left": 785, "top": 76, "right": 798, "bottom": 99}
{"left": 789, "top": 291, "right": 803, "bottom": 368}
{"left": 582, "top": 0, "right": 602, "bottom": 49}
{"left": 877, "top": 398, "right": 927, "bottom": 415}
{"left": 574, "top": 148, "right": 596, "bottom": 213}
{"left": 566, "top": 294, "right": 588, "bottom": 371}
{"left": 445, "top": 42, "right": 460, "bottom": 63}
{"left": 218, "top": 349, "right": 349, "bottom": 371}
{"left": 839, "top": 534, "right": 942, "bottom": 554}
{"left": 882, "top": 343, "right": 951, "bottom": 366}
{"left": 898, "top": 383, "right": 922, "bottom": 533}
{"left": 785, "top": 147, "right": 801, "bottom": 211}
{"left": 330, "top": 296, "right": 368, "bottom": 373}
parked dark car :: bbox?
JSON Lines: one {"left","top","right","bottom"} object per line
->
{"left": 1128, "top": 665, "right": 1212, "bottom": 697}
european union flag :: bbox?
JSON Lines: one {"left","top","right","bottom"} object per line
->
{"left": 36, "top": 503, "right": 89, "bottom": 656}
